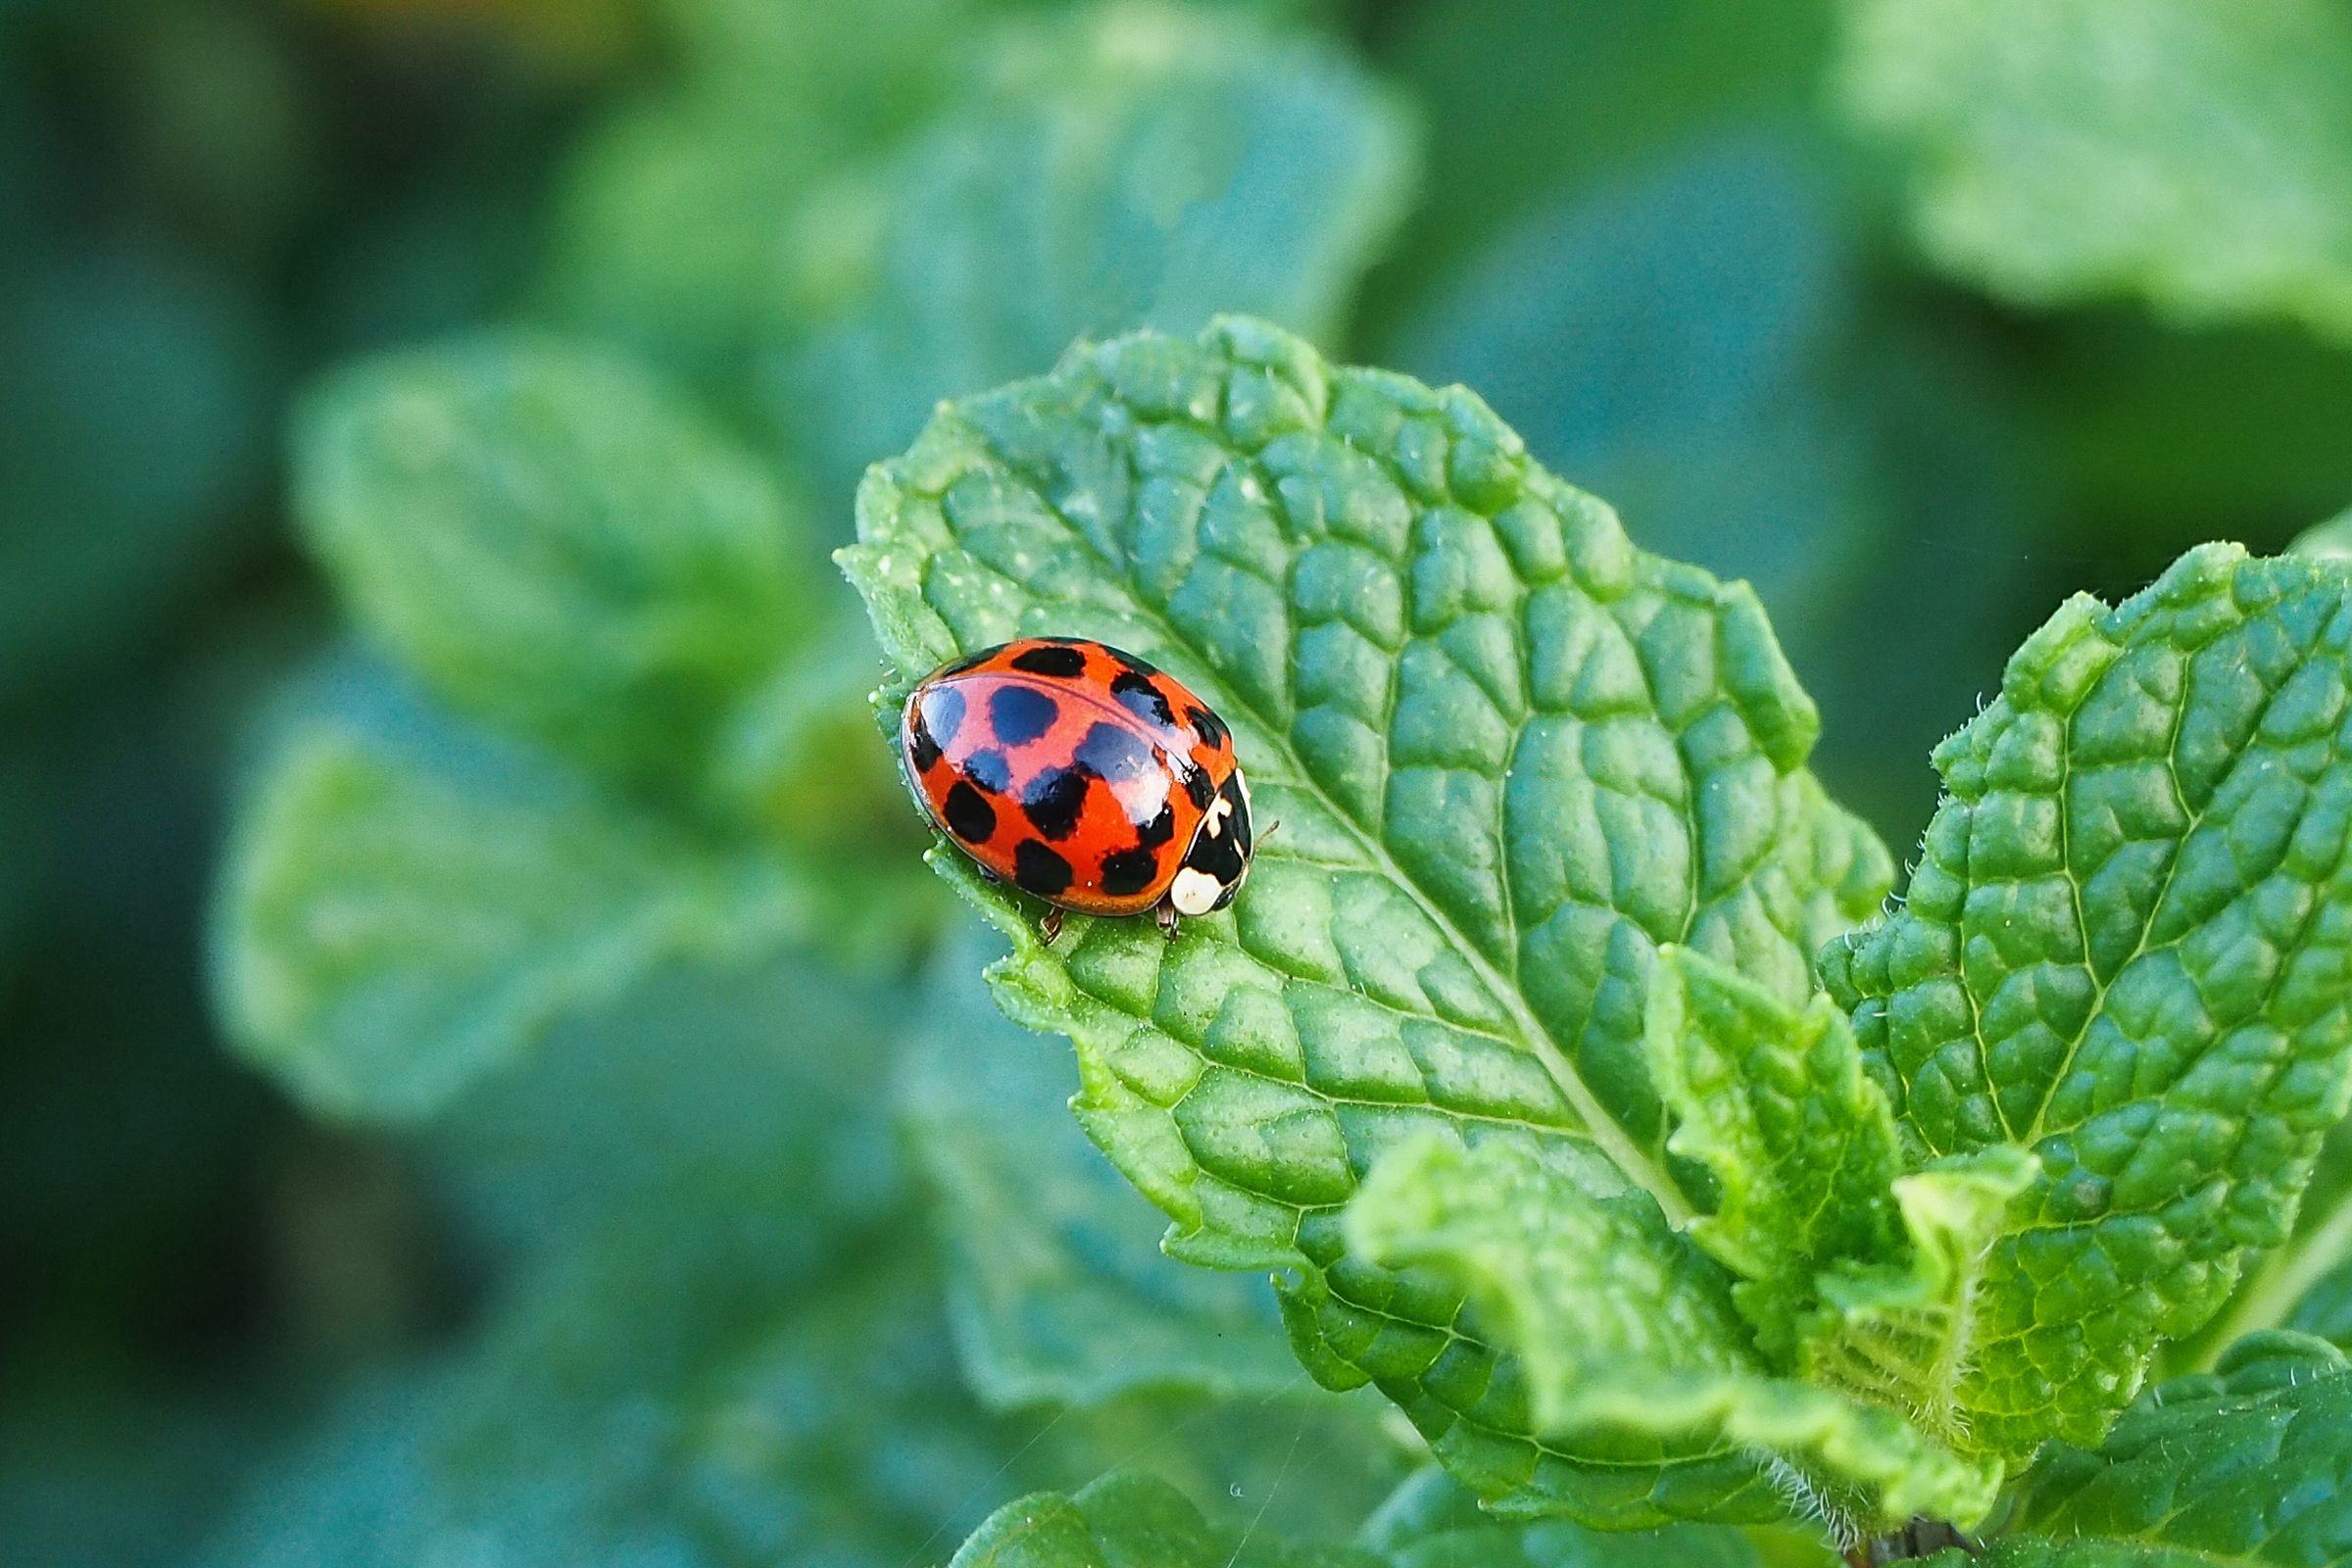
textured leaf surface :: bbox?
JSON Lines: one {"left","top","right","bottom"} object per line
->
{"left": 1797, "top": 1145, "right": 2038, "bottom": 1457}
{"left": 1835, "top": 0, "right": 2352, "bottom": 340}
{"left": 842, "top": 317, "right": 1893, "bottom": 1523}
{"left": 2009, "top": 1332, "right": 2352, "bottom": 1564}
{"left": 295, "top": 333, "right": 806, "bottom": 787}
{"left": 951, "top": 1473, "right": 1373, "bottom": 1568}
{"left": 954, "top": 1466, "right": 1772, "bottom": 1568}
{"left": 1359, "top": 1468, "right": 1765, "bottom": 1568}
{"left": 216, "top": 702, "right": 791, "bottom": 1122}
{"left": 1924, "top": 1544, "right": 2209, "bottom": 1568}
{"left": 2175, "top": 1117, "right": 2352, "bottom": 1361}
{"left": 784, "top": 4, "right": 1415, "bottom": 510}
{"left": 1648, "top": 945, "right": 1904, "bottom": 1358}
{"left": 901, "top": 928, "right": 1303, "bottom": 1408}
{"left": 1346, "top": 1136, "right": 2002, "bottom": 1533}
{"left": 1823, "top": 544, "right": 2352, "bottom": 1457}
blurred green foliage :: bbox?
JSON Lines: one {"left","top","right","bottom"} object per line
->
{"left": 10, "top": 0, "right": 2352, "bottom": 1564}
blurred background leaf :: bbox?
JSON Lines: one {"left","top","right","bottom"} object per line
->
{"left": 1836, "top": 0, "right": 2352, "bottom": 339}
{"left": 1387, "top": 136, "right": 1871, "bottom": 637}
{"left": 9, "top": 0, "right": 2352, "bottom": 1563}
{"left": 902, "top": 927, "right": 1305, "bottom": 1410}
{"left": 292, "top": 333, "right": 809, "bottom": 790}
{"left": 773, "top": 0, "right": 1418, "bottom": 519}
{"left": 215, "top": 667, "right": 802, "bottom": 1123}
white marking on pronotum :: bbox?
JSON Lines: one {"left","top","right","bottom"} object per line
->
{"left": 1201, "top": 793, "right": 1234, "bottom": 838}
{"left": 1170, "top": 866, "right": 1222, "bottom": 916}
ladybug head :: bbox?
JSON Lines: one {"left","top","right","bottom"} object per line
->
{"left": 1168, "top": 768, "right": 1254, "bottom": 918}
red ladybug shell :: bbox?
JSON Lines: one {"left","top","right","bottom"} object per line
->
{"left": 900, "top": 638, "right": 1245, "bottom": 916}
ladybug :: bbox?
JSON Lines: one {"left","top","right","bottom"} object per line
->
{"left": 899, "top": 637, "right": 1254, "bottom": 943}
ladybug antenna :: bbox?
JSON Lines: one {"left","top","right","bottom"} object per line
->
{"left": 1259, "top": 819, "right": 1281, "bottom": 843}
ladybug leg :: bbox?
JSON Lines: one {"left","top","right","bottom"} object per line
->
{"left": 1156, "top": 902, "right": 1181, "bottom": 942}
{"left": 1039, "top": 907, "right": 1065, "bottom": 947}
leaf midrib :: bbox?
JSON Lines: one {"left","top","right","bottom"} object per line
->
{"left": 2020, "top": 588, "right": 2330, "bottom": 1149}
{"left": 969, "top": 405, "right": 1696, "bottom": 1225}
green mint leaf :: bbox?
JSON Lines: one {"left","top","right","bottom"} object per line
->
{"left": 1834, "top": 0, "right": 2352, "bottom": 340}
{"left": 294, "top": 334, "right": 807, "bottom": 789}
{"left": 1645, "top": 950, "right": 2039, "bottom": 1456}
{"left": 1926, "top": 1545, "right": 2208, "bottom": 1568}
{"left": 2258, "top": 1124, "right": 2352, "bottom": 1350}
{"left": 841, "top": 317, "right": 1893, "bottom": 1524}
{"left": 951, "top": 1473, "right": 1375, "bottom": 1568}
{"left": 952, "top": 1464, "right": 1777, "bottom": 1568}
{"left": 2170, "top": 1117, "right": 2352, "bottom": 1361}
{"left": 1360, "top": 1468, "right": 1764, "bottom": 1568}
{"left": 901, "top": 928, "right": 1303, "bottom": 1408}
{"left": 954, "top": 1464, "right": 1780, "bottom": 1568}
{"left": 1346, "top": 1135, "right": 2003, "bottom": 1535}
{"left": 201, "top": 943, "right": 1012, "bottom": 1568}
{"left": 196, "top": 1246, "right": 999, "bottom": 1568}
{"left": 217, "top": 931, "right": 1411, "bottom": 1563}
{"left": 710, "top": 619, "right": 954, "bottom": 967}
{"left": 785, "top": 5, "right": 1416, "bottom": 510}
{"left": 541, "top": 0, "right": 963, "bottom": 364}
{"left": 2292, "top": 505, "right": 2352, "bottom": 562}
{"left": 1648, "top": 945, "right": 1906, "bottom": 1357}
{"left": 1798, "top": 1144, "right": 2039, "bottom": 1455}
{"left": 216, "top": 702, "right": 792, "bottom": 1122}
{"left": 2008, "top": 1332, "right": 2352, "bottom": 1563}
{"left": 1822, "top": 544, "right": 2352, "bottom": 1457}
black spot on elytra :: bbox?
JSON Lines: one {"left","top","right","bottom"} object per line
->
{"left": 944, "top": 781, "right": 997, "bottom": 843}
{"left": 1100, "top": 846, "right": 1160, "bottom": 897}
{"left": 1074, "top": 721, "right": 1156, "bottom": 785}
{"left": 1135, "top": 800, "right": 1176, "bottom": 848}
{"left": 1103, "top": 644, "right": 1161, "bottom": 677}
{"left": 961, "top": 748, "right": 1011, "bottom": 794}
{"left": 1110, "top": 669, "right": 1177, "bottom": 728}
{"left": 1187, "top": 705, "right": 1228, "bottom": 748}
{"left": 1013, "top": 839, "right": 1074, "bottom": 898}
{"left": 1010, "top": 643, "right": 1088, "bottom": 678}
{"left": 906, "top": 706, "right": 942, "bottom": 773}
{"left": 1021, "top": 765, "right": 1093, "bottom": 841}
{"left": 1180, "top": 763, "right": 1216, "bottom": 810}
{"left": 990, "top": 685, "right": 1058, "bottom": 747}
{"left": 918, "top": 687, "right": 965, "bottom": 753}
